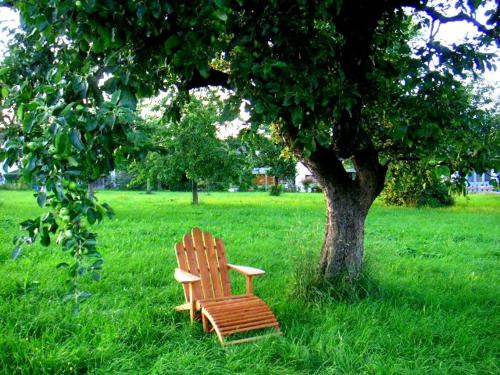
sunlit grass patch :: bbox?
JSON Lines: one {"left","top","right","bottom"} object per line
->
{"left": 0, "top": 191, "right": 498, "bottom": 374}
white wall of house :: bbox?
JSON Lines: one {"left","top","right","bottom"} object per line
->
{"left": 295, "top": 162, "right": 315, "bottom": 192}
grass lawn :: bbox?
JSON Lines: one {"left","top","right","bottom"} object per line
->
{"left": 0, "top": 191, "right": 498, "bottom": 374}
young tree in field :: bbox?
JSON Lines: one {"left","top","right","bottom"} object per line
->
{"left": 0, "top": 0, "right": 498, "bottom": 292}
{"left": 162, "top": 97, "right": 241, "bottom": 204}
{"left": 127, "top": 151, "right": 168, "bottom": 194}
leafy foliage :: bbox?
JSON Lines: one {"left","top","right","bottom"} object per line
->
{"left": 382, "top": 161, "right": 454, "bottom": 207}
{"left": 0, "top": 0, "right": 498, "bottom": 290}
{"left": 269, "top": 184, "right": 283, "bottom": 196}
{"left": 0, "top": 7, "right": 147, "bottom": 307}
{"left": 163, "top": 96, "right": 242, "bottom": 202}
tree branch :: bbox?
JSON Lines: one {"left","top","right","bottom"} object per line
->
{"left": 185, "top": 69, "right": 231, "bottom": 91}
{"left": 408, "top": 3, "right": 499, "bottom": 43}
{"left": 422, "top": 6, "right": 490, "bottom": 33}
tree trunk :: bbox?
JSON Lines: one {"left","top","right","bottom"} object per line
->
{"left": 274, "top": 176, "right": 279, "bottom": 187}
{"left": 192, "top": 180, "right": 199, "bottom": 205}
{"left": 88, "top": 182, "right": 95, "bottom": 200}
{"left": 318, "top": 183, "right": 374, "bottom": 281}
{"left": 146, "top": 178, "right": 152, "bottom": 194}
{"left": 303, "top": 148, "right": 387, "bottom": 282}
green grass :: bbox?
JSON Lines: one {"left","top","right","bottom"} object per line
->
{"left": 0, "top": 191, "right": 498, "bottom": 374}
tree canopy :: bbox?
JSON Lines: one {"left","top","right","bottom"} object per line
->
{"left": 0, "top": 0, "right": 498, "bottom": 297}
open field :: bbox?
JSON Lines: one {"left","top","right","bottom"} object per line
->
{"left": 0, "top": 191, "right": 498, "bottom": 374}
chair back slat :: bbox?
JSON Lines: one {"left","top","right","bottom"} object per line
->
{"left": 174, "top": 228, "right": 232, "bottom": 303}
{"left": 204, "top": 231, "right": 225, "bottom": 298}
{"left": 183, "top": 233, "right": 203, "bottom": 300}
{"left": 175, "top": 242, "right": 190, "bottom": 301}
{"left": 192, "top": 228, "right": 214, "bottom": 299}
{"left": 214, "top": 237, "right": 232, "bottom": 296}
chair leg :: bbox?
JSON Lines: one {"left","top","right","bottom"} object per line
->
{"left": 189, "top": 307, "right": 195, "bottom": 323}
{"left": 202, "top": 312, "right": 209, "bottom": 332}
{"left": 189, "top": 284, "right": 195, "bottom": 323}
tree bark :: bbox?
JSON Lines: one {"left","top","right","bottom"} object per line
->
{"left": 146, "top": 178, "right": 152, "bottom": 194}
{"left": 88, "top": 182, "right": 95, "bottom": 200}
{"left": 303, "top": 146, "right": 387, "bottom": 282}
{"left": 318, "top": 181, "right": 374, "bottom": 281}
{"left": 192, "top": 180, "right": 199, "bottom": 205}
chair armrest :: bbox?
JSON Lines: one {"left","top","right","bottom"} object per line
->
{"left": 174, "top": 268, "right": 201, "bottom": 283}
{"left": 227, "top": 264, "right": 265, "bottom": 276}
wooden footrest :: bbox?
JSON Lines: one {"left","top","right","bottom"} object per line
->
{"left": 201, "top": 295, "right": 281, "bottom": 345}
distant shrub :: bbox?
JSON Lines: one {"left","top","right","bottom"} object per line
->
{"left": 311, "top": 184, "right": 322, "bottom": 193}
{"left": 269, "top": 184, "right": 282, "bottom": 196}
{"left": 0, "top": 182, "right": 29, "bottom": 190}
{"left": 301, "top": 179, "right": 312, "bottom": 192}
{"left": 382, "top": 162, "right": 454, "bottom": 207}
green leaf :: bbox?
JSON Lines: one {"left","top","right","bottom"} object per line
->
{"left": 67, "top": 156, "right": 79, "bottom": 167}
{"left": 16, "top": 104, "right": 24, "bottom": 121}
{"left": 56, "top": 262, "right": 70, "bottom": 269}
{"left": 25, "top": 156, "right": 37, "bottom": 172}
{"left": 1, "top": 86, "right": 9, "bottom": 98}
{"left": 91, "top": 259, "right": 104, "bottom": 270}
{"left": 213, "top": 10, "right": 228, "bottom": 22}
{"left": 78, "top": 291, "right": 92, "bottom": 301}
{"left": 110, "top": 90, "right": 121, "bottom": 105}
{"left": 87, "top": 208, "right": 97, "bottom": 224}
{"left": 198, "top": 64, "right": 210, "bottom": 78}
{"left": 55, "top": 132, "right": 68, "bottom": 154}
{"left": 85, "top": 118, "right": 98, "bottom": 132}
{"left": 36, "top": 191, "right": 47, "bottom": 207}
{"left": 291, "top": 107, "right": 303, "bottom": 126}
{"left": 434, "top": 166, "right": 451, "bottom": 178}
{"left": 119, "top": 88, "right": 137, "bottom": 110}
{"left": 70, "top": 130, "right": 85, "bottom": 151}
{"left": 164, "top": 35, "right": 180, "bottom": 50}
{"left": 40, "top": 227, "right": 50, "bottom": 246}
{"left": 11, "top": 246, "right": 21, "bottom": 260}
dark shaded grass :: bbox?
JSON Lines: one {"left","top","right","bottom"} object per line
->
{"left": 0, "top": 191, "right": 498, "bottom": 374}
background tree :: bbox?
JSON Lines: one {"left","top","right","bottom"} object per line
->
{"left": 161, "top": 96, "right": 241, "bottom": 204}
{"left": 383, "top": 81, "right": 499, "bottom": 206}
{"left": 382, "top": 161, "right": 455, "bottom": 207}
{"left": 127, "top": 151, "right": 168, "bottom": 193}
{"left": 0, "top": 0, "right": 498, "bottom": 293}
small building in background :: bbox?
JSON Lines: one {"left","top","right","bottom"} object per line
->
{"left": 251, "top": 167, "right": 274, "bottom": 190}
{"left": 466, "top": 170, "right": 498, "bottom": 193}
{"left": 295, "top": 161, "right": 355, "bottom": 192}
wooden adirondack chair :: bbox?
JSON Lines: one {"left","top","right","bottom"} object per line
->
{"left": 174, "top": 227, "right": 281, "bottom": 345}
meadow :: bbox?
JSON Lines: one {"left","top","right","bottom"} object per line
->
{"left": 0, "top": 191, "right": 498, "bottom": 374}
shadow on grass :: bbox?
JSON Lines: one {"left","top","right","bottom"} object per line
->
{"left": 291, "top": 255, "right": 497, "bottom": 314}
{"left": 291, "top": 255, "right": 384, "bottom": 304}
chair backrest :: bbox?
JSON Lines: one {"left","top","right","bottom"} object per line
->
{"left": 175, "top": 228, "right": 232, "bottom": 302}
